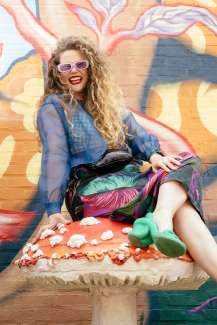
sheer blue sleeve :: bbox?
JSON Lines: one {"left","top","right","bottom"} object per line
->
{"left": 124, "top": 112, "right": 161, "bottom": 161}
{"left": 37, "top": 103, "right": 71, "bottom": 216}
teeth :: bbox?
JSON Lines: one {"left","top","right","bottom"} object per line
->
{"left": 70, "top": 77, "right": 81, "bottom": 81}
{"left": 69, "top": 76, "right": 82, "bottom": 84}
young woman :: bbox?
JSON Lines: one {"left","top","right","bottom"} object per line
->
{"left": 36, "top": 35, "right": 217, "bottom": 281}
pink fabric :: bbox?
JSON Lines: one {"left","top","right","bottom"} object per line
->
{"left": 80, "top": 188, "right": 139, "bottom": 217}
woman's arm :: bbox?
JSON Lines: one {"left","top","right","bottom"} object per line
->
{"left": 37, "top": 102, "right": 71, "bottom": 217}
{"left": 124, "top": 112, "right": 161, "bottom": 161}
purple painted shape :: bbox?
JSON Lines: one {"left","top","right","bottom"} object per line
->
{"left": 189, "top": 296, "right": 217, "bottom": 313}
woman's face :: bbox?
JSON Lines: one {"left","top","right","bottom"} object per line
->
{"left": 58, "top": 49, "right": 89, "bottom": 99}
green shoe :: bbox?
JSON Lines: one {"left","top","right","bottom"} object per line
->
{"left": 141, "top": 212, "right": 159, "bottom": 238}
{"left": 128, "top": 232, "right": 153, "bottom": 248}
{"left": 144, "top": 212, "right": 186, "bottom": 257}
{"left": 128, "top": 213, "right": 156, "bottom": 248}
{"left": 154, "top": 230, "right": 186, "bottom": 257}
{"left": 128, "top": 219, "right": 151, "bottom": 248}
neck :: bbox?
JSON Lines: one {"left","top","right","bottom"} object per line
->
{"left": 74, "top": 93, "right": 84, "bottom": 101}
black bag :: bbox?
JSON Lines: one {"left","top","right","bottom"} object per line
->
{"left": 87, "top": 148, "right": 133, "bottom": 173}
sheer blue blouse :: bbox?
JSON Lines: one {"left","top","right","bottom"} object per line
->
{"left": 37, "top": 94, "right": 161, "bottom": 216}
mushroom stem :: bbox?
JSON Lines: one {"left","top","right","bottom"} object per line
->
{"left": 91, "top": 288, "right": 138, "bottom": 325}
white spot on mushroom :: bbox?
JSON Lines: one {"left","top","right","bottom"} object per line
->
{"left": 119, "top": 243, "right": 129, "bottom": 252}
{"left": 32, "top": 249, "right": 44, "bottom": 259}
{"left": 22, "top": 243, "right": 32, "bottom": 254}
{"left": 135, "top": 248, "right": 141, "bottom": 253}
{"left": 100, "top": 230, "right": 114, "bottom": 241}
{"left": 59, "top": 227, "right": 68, "bottom": 234}
{"left": 117, "top": 253, "right": 125, "bottom": 261}
{"left": 90, "top": 239, "right": 99, "bottom": 246}
{"left": 122, "top": 227, "right": 133, "bottom": 234}
{"left": 49, "top": 235, "right": 63, "bottom": 247}
{"left": 31, "top": 244, "right": 39, "bottom": 252}
{"left": 21, "top": 253, "right": 31, "bottom": 261}
{"left": 51, "top": 253, "right": 58, "bottom": 259}
{"left": 80, "top": 217, "right": 101, "bottom": 226}
{"left": 67, "top": 234, "right": 87, "bottom": 248}
{"left": 40, "top": 229, "right": 55, "bottom": 240}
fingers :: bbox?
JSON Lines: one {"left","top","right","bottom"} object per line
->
{"left": 155, "top": 156, "right": 182, "bottom": 173}
{"left": 166, "top": 160, "right": 179, "bottom": 170}
{"left": 168, "top": 156, "right": 182, "bottom": 166}
{"left": 158, "top": 162, "right": 170, "bottom": 173}
{"left": 32, "top": 215, "right": 72, "bottom": 244}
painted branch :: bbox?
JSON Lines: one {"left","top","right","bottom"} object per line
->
{"left": 0, "top": 0, "right": 57, "bottom": 60}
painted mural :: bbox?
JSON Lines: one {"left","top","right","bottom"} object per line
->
{"left": 0, "top": 0, "right": 217, "bottom": 323}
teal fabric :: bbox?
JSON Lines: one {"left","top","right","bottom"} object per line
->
{"left": 79, "top": 173, "right": 139, "bottom": 196}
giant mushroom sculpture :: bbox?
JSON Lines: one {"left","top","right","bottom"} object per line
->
{"left": 16, "top": 217, "right": 209, "bottom": 325}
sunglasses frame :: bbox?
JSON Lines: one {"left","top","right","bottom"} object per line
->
{"left": 57, "top": 60, "right": 89, "bottom": 73}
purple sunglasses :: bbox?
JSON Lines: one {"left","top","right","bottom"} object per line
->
{"left": 57, "top": 60, "right": 89, "bottom": 73}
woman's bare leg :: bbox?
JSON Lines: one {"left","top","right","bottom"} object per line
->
{"left": 174, "top": 201, "right": 217, "bottom": 282}
{"left": 153, "top": 181, "right": 188, "bottom": 231}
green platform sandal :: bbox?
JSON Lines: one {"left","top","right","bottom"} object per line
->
{"left": 128, "top": 217, "right": 153, "bottom": 248}
{"left": 144, "top": 212, "right": 186, "bottom": 257}
{"left": 154, "top": 230, "right": 186, "bottom": 257}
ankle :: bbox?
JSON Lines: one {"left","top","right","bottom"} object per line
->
{"left": 153, "top": 208, "right": 173, "bottom": 232}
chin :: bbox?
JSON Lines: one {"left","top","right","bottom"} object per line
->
{"left": 70, "top": 84, "right": 85, "bottom": 93}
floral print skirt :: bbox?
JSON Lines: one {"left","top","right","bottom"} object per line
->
{"left": 65, "top": 152, "right": 204, "bottom": 223}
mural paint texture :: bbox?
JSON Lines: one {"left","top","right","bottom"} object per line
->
{"left": 0, "top": 0, "right": 217, "bottom": 323}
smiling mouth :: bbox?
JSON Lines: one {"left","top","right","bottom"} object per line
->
{"left": 68, "top": 76, "right": 82, "bottom": 85}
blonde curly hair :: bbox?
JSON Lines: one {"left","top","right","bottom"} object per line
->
{"left": 39, "top": 35, "right": 128, "bottom": 149}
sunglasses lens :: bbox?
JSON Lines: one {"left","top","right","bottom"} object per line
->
{"left": 58, "top": 61, "right": 89, "bottom": 73}
{"left": 76, "top": 61, "right": 88, "bottom": 70}
{"left": 58, "top": 64, "right": 71, "bottom": 72}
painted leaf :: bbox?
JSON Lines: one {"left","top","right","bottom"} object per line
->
{"left": 90, "top": 0, "right": 126, "bottom": 19}
{"left": 69, "top": 6, "right": 100, "bottom": 34}
{"left": 133, "top": 5, "right": 217, "bottom": 38}
{"left": 109, "top": 0, "right": 127, "bottom": 20}
{"left": 90, "top": 0, "right": 111, "bottom": 15}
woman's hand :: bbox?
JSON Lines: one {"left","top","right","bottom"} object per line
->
{"left": 32, "top": 213, "right": 71, "bottom": 244}
{"left": 150, "top": 153, "right": 182, "bottom": 173}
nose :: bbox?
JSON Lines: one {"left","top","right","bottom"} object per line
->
{"left": 70, "top": 65, "right": 78, "bottom": 73}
